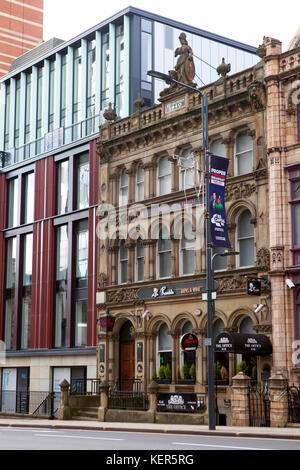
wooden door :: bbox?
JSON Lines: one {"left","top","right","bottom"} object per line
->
{"left": 120, "top": 341, "right": 135, "bottom": 391}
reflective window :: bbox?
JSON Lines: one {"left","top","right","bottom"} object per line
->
{"left": 60, "top": 55, "right": 67, "bottom": 128}
{"left": 101, "top": 32, "right": 110, "bottom": 110}
{"left": 210, "top": 138, "right": 226, "bottom": 157}
{"left": 237, "top": 209, "right": 255, "bottom": 267}
{"left": 158, "top": 226, "right": 171, "bottom": 278}
{"left": 25, "top": 74, "right": 32, "bottom": 144}
{"left": 55, "top": 225, "right": 68, "bottom": 348}
{"left": 136, "top": 238, "right": 144, "bottom": 282}
{"left": 75, "top": 220, "right": 89, "bottom": 288}
{"left": 24, "top": 172, "right": 35, "bottom": 224}
{"left": 21, "top": 233, "right": 33, "bottom": 349}
{"left": 14, "top": 78, "right": 21, "bottom": 148}
{"left": 181, "top": 220, "right": 195, "bottom": 275}
{"left": 7, "top": 178, "right": 19, "bottom": 228}
{"left": 179, "top": 148, "right": 194, "bottom": 191}
{"left": 141, "top": 19, "right": 152, "bottom": 91}
{"left": 116, "top": 25, "right": 124, "bottom": 118}
{"left": 4, "top": 82, "right": 10, "bottom": 150}
{"left": 75, "top": 300, "right": 87, "bottom": 347}
{"left": 235, "top": 130, "right": 253, "bottom": 175}
{"left": 4, "top": 238, "right": 17, "bottom": 350}
{"left": 49, "top": 60, "right": 55, "bottom": 132}
{"left": 76, "top": 153, "right": 89, "bottom": 210}
{"left": 36, "top": 66, "right": 44, "bottom": 141}
{"left": 73, "top": 46, "right": 82, "bottom": 125}
{"left": 87, "top": 39, "right": 96, "bottom": 122}
{"left": 119, "top": 168, "right": 128, "bottom": 206}
{"left": 119, "top": 240, "right": 128, "bottom": 284}
{"left": 157, "top": 323, "right": 172, "bottom": 375}
{"left": 57, "top": 160, "right": 69, "bottom": 214}
{"left": 136, "top": 164, "right": 144, "bottom": 201}
{"left": 158, "top": 156, "right": 171, "bottom": 196}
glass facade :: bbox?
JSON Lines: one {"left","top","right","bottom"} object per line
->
{"left": 21, "top": 233, "right": 33, "bottom": 349}
{"left": 116, "top": 25, "right": 125, "bottom": 118}
{"left": 76, "top": 153, "right": 89, "bottom": 210}
{"left": 7, "top": 178, "right": 19, "bottom": 228}
{"left": 4, "top": 237, "right": 17, "bottom": 350}
{"left": 55, "top": 225, "right": 68, "bottom": 348}
{"left": 57, "top": 160, "right": 69, "bottom": 215}
{"left": 24, "top": 172, "right": 35, "bottom": 224}
{"left": 101, "top": 32, "right": 110, "bottom": 111}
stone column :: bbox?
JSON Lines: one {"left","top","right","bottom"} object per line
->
{"left": 143, "top": 163, "right": 152, "bottom": 200}
{"left": 126, "top": 240, "right": 135, "bottom": 283}
{"left": 172, "top": 238, "right": 179, "bottom": 278}
{"left": 98, "top": 380, "right": 110, "bottom": 422}
{"left": 148, "top": 380, "right": 158, "bottom": 423}
{"left": 231, "top": 372, "right": 251, "bottom": 427}
{"left": 58, "top": 380, "right": 71, "bottom": 420}
{"left": 142, "top": 240, "right": 151, "bottom": 281}
{"left": 269, "top": 371, "right": 289, "bottom": 428}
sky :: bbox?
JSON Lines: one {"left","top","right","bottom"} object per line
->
{"left": 43, "top": 0, "right": 300, "bottom": 52}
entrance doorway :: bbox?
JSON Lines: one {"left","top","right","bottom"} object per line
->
{"left": 119, "top": 321, "right": 135, "bottom": 391}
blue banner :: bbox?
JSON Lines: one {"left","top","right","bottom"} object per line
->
{"left": 210, "top": 155, "right": 231, "bottom": 248}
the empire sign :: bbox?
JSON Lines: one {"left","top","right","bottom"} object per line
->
{"left": 138, "top": 280, "right": 218, "bottom": 300}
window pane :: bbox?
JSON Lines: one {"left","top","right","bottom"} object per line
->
{"left": 75, "top": 300, "right": 87, "bottom": 347}
{"left": 57, "top": 160, "right": 69, "bottom": 214}
{"left": 238, "top": 210, "right": 253, "bottom": 238}
{"left": 56, "top": 225, "right": 68, "bottom": 280}
{"left": 6, "top": 238, "right": 17, "bottom": 288}
{"left": 7, "top": 178, "right": 18, "bottom": 228}
{"left": 119, "top": 169, "right": 128, "bottom": 206}
{"left": 21, "top": 234, "right": 33, "bottom": 349}
{"left": 213, "top": 246, "right": 228, "bottom": 271}
{"left": 239, "top": 238, "right": 255, "bottom": 267}
{"left": 136, "top": 239, "right": 144, "bottom": 282}
{"left": 210, "top": 138, "right": 226, "bottom": 157}
{"left": 295, "top": 205, "right": 300, "bottom": 245}
{"left": 76, "top": 153, "right": 89, "bottom": 210}
{"left": 236, "top": 131, "right": 252, "bottom": 153}
{"left": 158, "top": 323, "right": 172, "bottom": 350}
{"left": 76, "top": 221, "right": 88, "bottom": 288}
{"left": 55, "top": 290, "right": 67, "bottom": 348}
{"left": 24, "top": 173, "right": 35, "bottom": 224}
{"left": 4, "top": 237, "right": 16, "bottom": 350}
{"left": 182, "top": 249, "right": 195, "bottom": 275}
{"left": 159, "top": 251, "right": 172, "bottom": 278}
{"left": 237, "top": 151, "right": 253, "bottom": 175}
{"left": 182, "top": 321, "right": 193, "bottom": 335}
{"left": 239, "top": 317, "right": 255, "bottom": 334}
{"left": 23, "top": 233, "right": 33, "bottom": 286}
{"left": 158, "top": 156, "right": 171, "bottom": 176}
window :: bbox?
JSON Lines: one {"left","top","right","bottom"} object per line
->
{"left": 49, "top": 60, "right": 55, "bottom": 132}
{"left": 157, "top": 323, "right": 172, "bottom": 374}
{"left": 57, "top": 160, "right": 69, "bottom": 214}
{"left": 180, "top": 220, "right": 195, "bottom": 275}
{"left": 235, "top": 130, "right": 253, "bottom": 175}
{"left": 4, "top": 82, "right": 10, "bottom": 151}
{"left": 60, "top": 55, "right": 67, "bottom": 128}
{"left": 21, "top": 233, "right": 33, "bottom": 349}
{"left": 119, "top": 168, "right": 128, "bottom": 206}
{"left": 55, "top": 225, "right": 68, "bottom": 348}
{"left": 25, "top": 74, "right": 32, "bottom": 144}
{"left": 213, "top": 319, "right": 229, "bottom": 382}
{"left": 24, "top": 172, "right": 35, "bottom": 224}
{"left": 116, "top": 25, "right": 124, "bottom": 118}
{"left": 7, "top": 178, "right": 19, "bottom": 228}
{"left": 101, "top": 32, "right": 109, "bottom": 110}
{"left": 136, "top": 165, "right": 144, "bottom": 202}
{"left": 75, "top": 220, "right": 88, "bottom": 288}
{"left": 210, "top": 138, "right": 226, "bottom": 157}
{"left": 87, "top": 39, "right": 96, "bottom": 124}
{"left": 14, "top": 78, "right": 21, "bottom": 148}
{"left": 136, "top": 238, "right": 144, "bottom": 282}
{"left": 296, "top": 292, "right": 300, "bottom": 341}
{"left": 158, "top": 156, "right": 171, "bottom": 196}
{"left": 141, "top": 19, "right": 152, "bottom": 91}
{"left": 75, "top": 300, "right": 87, "bottom": 347}
{"left": 158, "top": 226, "right": 172, "bottom": 278}
{"left": 36, "top": 66, "right": 44, "bottom": 142}
{"left": 213, "top": 246, "right": 228, "bottom": 271}
{"left": 298, "top": 104, "right": 300, "bottom": 142}
{"left": 180, "top": 321, "right": 195, "bottom": 380}
{"left": 119, "top": 240, "right": 128, "bottom": 284}
{"left": 237, "top": 209, "right": 255, "bottom": 267}
{"left": 76, "top": 153, "right": 89, "bottom": 210}
{"left": 179, "top": 149, "right": 194, "bottom": 191}
{"left": 4, "top": 238, "right": 17, "bottom": 350}
{"left": 73, "top": 46, "right": 82, "bottom": 126}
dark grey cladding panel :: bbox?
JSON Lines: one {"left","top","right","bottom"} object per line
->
{"left": 10, "top": 37, "right": 65, "bottom": 72}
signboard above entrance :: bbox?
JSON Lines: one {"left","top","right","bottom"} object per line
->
{"left": 181, "top": 333, "right": 199, "bottom": 351}
{"left": 137, "top": 280, "right": 218, "bottom": 300}
{"left": 214, "top": 332, "right": 272, "bottom": 356}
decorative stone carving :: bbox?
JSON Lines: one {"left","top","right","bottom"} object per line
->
{"left": 99, "top": 273, "right": 108, "bottom": 288}
{"left": 225, "top": 182, "right": 256, "bottom": 201}
{"left": 218, "top": 275, "right": 247, "bottom": 293}
{"left": 271, "top": 248, "right": 284, "bottom": 268}
{"left": 248, "top": 80, "right": 266, "bottom": 111}
{"left": 134, "top": 93, "right": 145, "bottom": 112}
{"left": 217, "top": 58, "right": 231, "bottom": 78}
{"left": 103, "top": 102, "right": 117, "bottom": 122}
{"left": 256, "top": 248, "right": 270, "bottom": 271}
{"left": 97, "top": 142, "right": 110, "bottom": 163}
{"left": 107, "top": 288, "right": 139, "bottom": 303}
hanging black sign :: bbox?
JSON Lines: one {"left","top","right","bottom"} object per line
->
{"left": 246, "top": 280, "right": 261, "bottom": 296}
{"left": 210, "top": 155, "right": 231, "bottom": 248}
{"left": 180, "top": 333, "right": 199, "bottom": 351}
{"left": 214, "top": 332, "right": 272, "bottom": 356}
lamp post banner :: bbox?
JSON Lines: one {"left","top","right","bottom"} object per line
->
{"left": 210, "top": 155, "right": 231, "bottom": 248}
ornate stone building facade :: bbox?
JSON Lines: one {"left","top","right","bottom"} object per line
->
{"left": 96, "top": 35, "right": 273, "bottom": 423}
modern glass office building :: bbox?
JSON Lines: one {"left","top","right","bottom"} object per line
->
{"left": 0, "top": 6, "right": 259, "bottom": 169}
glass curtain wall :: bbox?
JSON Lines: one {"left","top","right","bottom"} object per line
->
{"left": 87, "top": 39, "right": 96, "bottom": 132}
{"left": 7, "top": 178, "right": 19, "bottom": 228}
{"left": 57, "top": 160, "right": 69, "bottom": 215}
{"left": 36, "top": 66, "right": 44, "bottom": 153}
{"left": 60, "top": 54, "right": 67, "bottom": 128}
{"left": 75, "top": 220, "right": 88, "bottom": 347}
{"left": 24, "top": 172, "right": 35, "bottom": 224}
{"left": 25, "top": 74, "right": 32, "bottom": 146}
{"left": 14, "top": 78, "right": 21, "bottom": 149}
{"left": 101, "top": 32, "right": 110, "bottom": 110}
{"left": 116, "top": 24, "right": 124, "bottom": 118}
{"left": 76, "top": 153, "right": 89, "bottom": 210}
{"left": 4, "top": 82, "right": 10, "bottom": 151}
{"left": 141, "top": 19, "right": 152, "bottom": 93}
{"left": 73, "top": 46, "right": 82, "bottom": 139}
{"left": 48, "top": 60, "right": 55, "bottom": 132}
{"left": 21, "top": 233, "right": 33, "bottom": 349}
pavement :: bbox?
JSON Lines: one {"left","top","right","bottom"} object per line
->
{"left": 0, "top": 417, "right": 300, "bottom": 440}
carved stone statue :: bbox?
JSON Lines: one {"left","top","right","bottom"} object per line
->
{"left": 174, "top": 32, "right": 196, "bottom": 85}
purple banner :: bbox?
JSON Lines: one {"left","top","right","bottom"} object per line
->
{"left": 210, "top": 155, "right": 231, "bottom": 248}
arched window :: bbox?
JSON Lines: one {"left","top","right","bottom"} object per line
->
{"left": 210, "top": 138, "right": 226, "bottom": 157}
{"left": 213, "top": 318, "right": 229, "bottom": 382}
{"left": 179, "top": 148, "right": 194, "bottom": 191}
{"left": 136, "top": 164, "right": 144, "bottom": 202}
{"left": 158, "top": 156, "right": 171, "bottom": 196}
{"left": 119, "top": 240, "right": 128, "bottom": 284}
{"left": 119, "top": 168, "right": 128, "bottom": 206}
{"left": 180, "top": 321, "right": 195, "bottom": 382}
{"left": 180, "top": 220, "right": 195, "bottom": 275}
{"left": 235, "top": 130, "right": 253, "bottom": 175}
{"left": 157, "top": 226, "right": 171, "bottom": 279}
{"left": 157, "top": 323, "right": 172, "bottom": 375}
{"left": 237, "top": 209, "right": 255, "bottom": 267}
{"left": 239, "top": 316, "right": 255, "bottom": 334}
{"left": 135, "top": 238, "right": 144, "bottom": 282}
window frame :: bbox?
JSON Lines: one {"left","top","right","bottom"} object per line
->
{"left": 157, "top": 155, "right": 172, "bottom": 196}
{"left": 236, "top": 208, "right": 255, "bottom": 268}
{"left": 157, "top": 226, "right": 172, "bottom": 279}
{"left": 234, "top": 129, "right": 253, "bottom": 176}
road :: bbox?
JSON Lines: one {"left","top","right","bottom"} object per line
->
{"left": 0, "top": 427, "right": 300, "bottom": 451}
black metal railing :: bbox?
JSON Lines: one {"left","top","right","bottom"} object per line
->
{"left": 248, "top": 383, "right": 270, "bottom": 427}
{"left": 108, "top": 389, "right": 149, "bottom": 411}
{"left": 113, "top": 378, "right": 144, "bottom": 393}
{"left": 0, "top": 390, "right": 57, "bottom": 418}
{"left": 70, "top": 378, "right": 101, "bottom": 395}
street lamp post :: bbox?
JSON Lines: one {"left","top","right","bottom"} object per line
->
{"left": 147, "top": 70, "right": 237, "bottom": 430}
